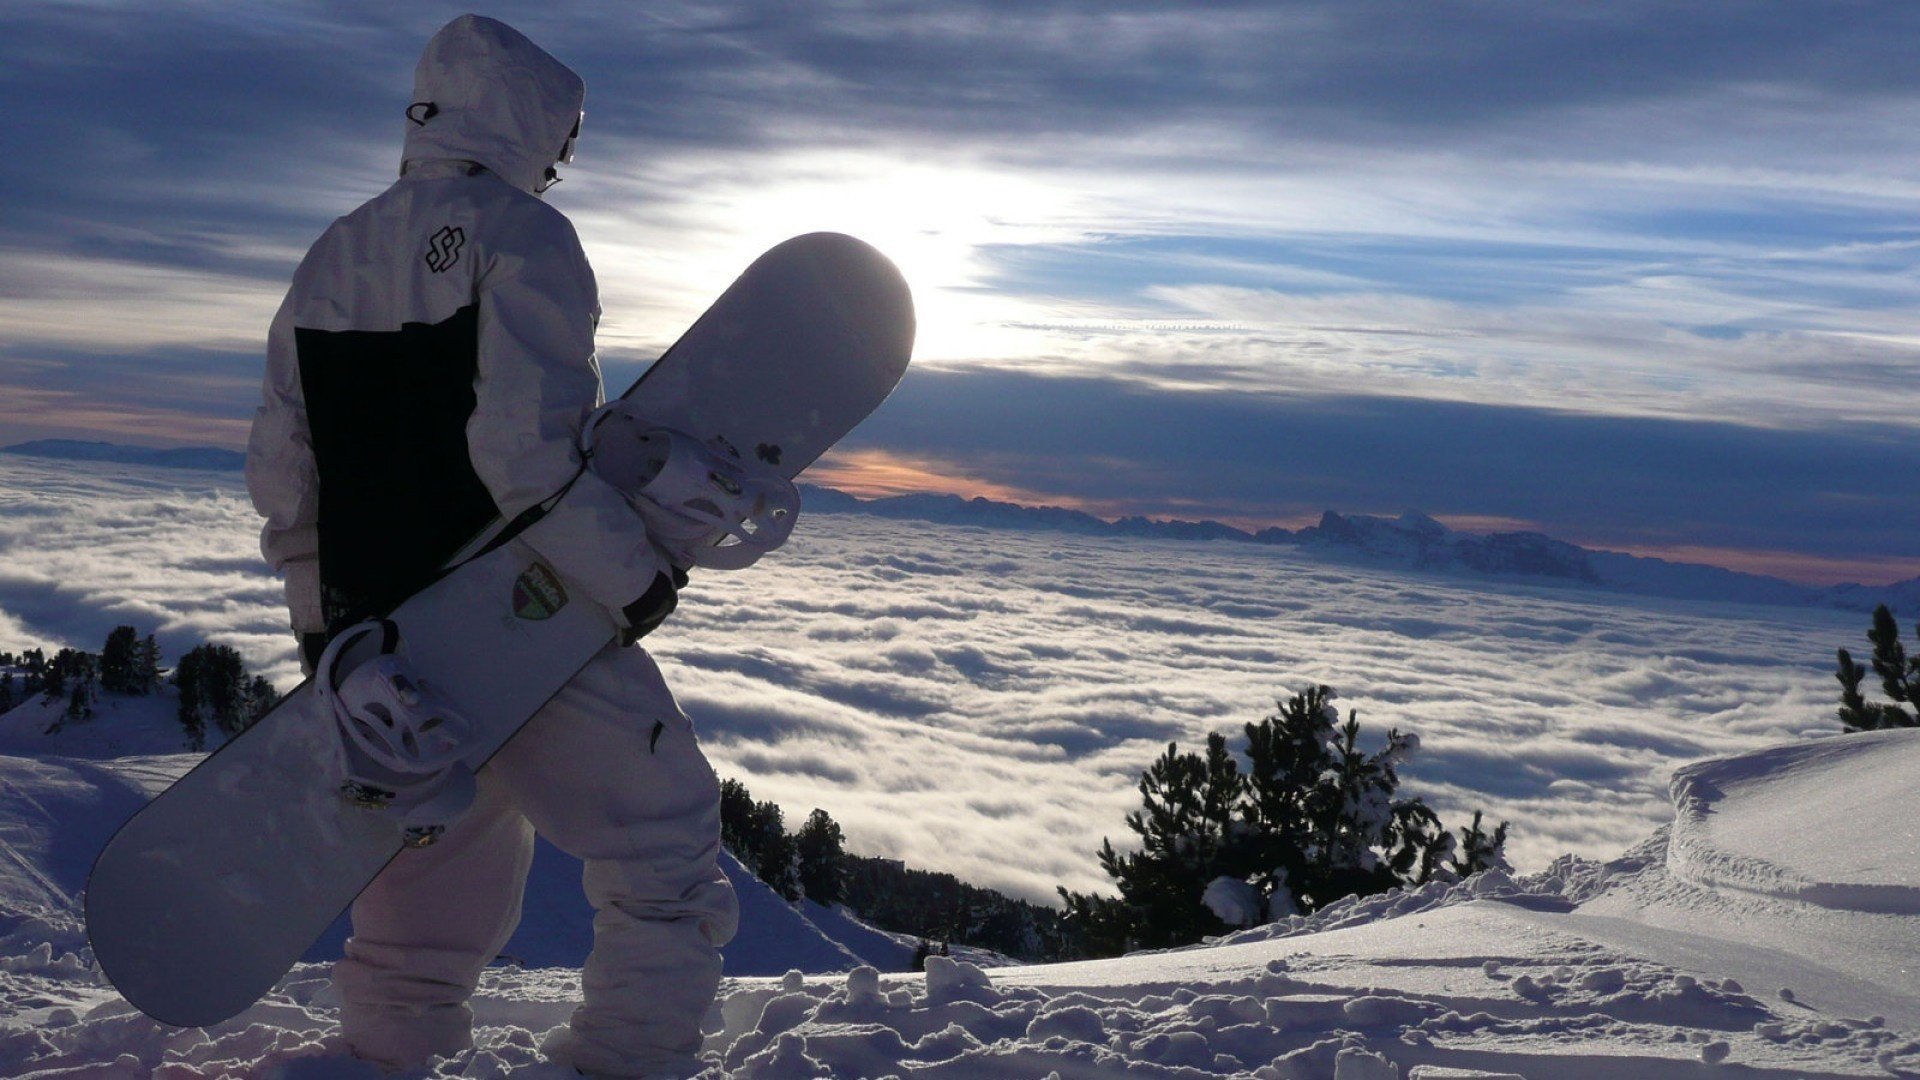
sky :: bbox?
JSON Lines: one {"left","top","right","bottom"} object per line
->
{"left": 2, "top": 2, "right": 1919, "bottom": 584}
{"left": 0, "top": 456, "right": 1863, "bottom": 901}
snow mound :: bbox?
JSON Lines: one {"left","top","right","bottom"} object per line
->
{"left": 3, "top": 691, "right": 1919, "bottom": 1076}
{"left": 1667, "top": 728, "right": 1920, "bottom": 914}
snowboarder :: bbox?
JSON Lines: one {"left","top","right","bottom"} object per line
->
{"left": 246, "top": 15, "right": 737, "bottom": 1077}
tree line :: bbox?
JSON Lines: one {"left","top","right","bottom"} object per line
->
{"left": 0, "top": 626, "right": 279, "bottom": 748}
{"left": 719, "top": 778, "right": 851, "bottom": 907}
{"left": 718, "top": 776, "right": 1070, "bottom": 964}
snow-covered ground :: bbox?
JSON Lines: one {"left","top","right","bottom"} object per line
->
{"left": 0, "top": 691, "right": 1914, "bottom": 1077}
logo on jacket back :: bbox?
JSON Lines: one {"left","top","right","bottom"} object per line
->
{"left": 512, "top": 563, "right": 568, "bottom": 620}
{"left": 425, "top": 226, "right": 465, "bottom": 273}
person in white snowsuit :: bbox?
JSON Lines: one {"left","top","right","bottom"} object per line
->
{"left": 246, "top": 15, "right": 737, "bottom": 1077}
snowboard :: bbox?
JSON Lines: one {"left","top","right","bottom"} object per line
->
{"left": 86, "top": 232, "right": 914, "bottom": 1028}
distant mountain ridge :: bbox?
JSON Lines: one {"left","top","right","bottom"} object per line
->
{"left": 1, "top": 439, "right": 245, "bottom": 472}
{"left": 5, "top": 440, "right": 1908, "bottom": 612}
{"left": 801, "top": 487, "right": 1920, "bottom": 614}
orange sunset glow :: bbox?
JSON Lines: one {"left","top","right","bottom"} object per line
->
{"left": 803, "top": 448, "right": 1090, "bottom": 508}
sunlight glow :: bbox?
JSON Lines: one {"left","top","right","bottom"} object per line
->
{"left": 806, "top": 447, "right": 1087, "bottom": 508}
{"left": 724, "top": 151, "right": 1089, "bottom": 362}
{"left": 577, "top": 147, "right": 1092, "bottom": 365}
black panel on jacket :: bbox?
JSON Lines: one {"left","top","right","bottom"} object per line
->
{"left": 296, "top": 304, "right": 498, "bottom": 630}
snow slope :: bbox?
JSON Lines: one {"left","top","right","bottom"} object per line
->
{"left": 0, "top": 687, "right": 927, "bottom": 976}
{"left": 1666, "top": 730, "right": 1920, "bottom": 912}
{"left": 1, "top": 716, "right": 1917, "bottom": 1077}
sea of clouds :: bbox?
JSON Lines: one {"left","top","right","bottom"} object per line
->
{"left": 0, "top": 456, "right": 1866, "bottom": 903}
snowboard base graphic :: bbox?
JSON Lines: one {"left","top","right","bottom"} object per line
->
{"left": 86, "top": 233, "right": 914, "bottom": 1028}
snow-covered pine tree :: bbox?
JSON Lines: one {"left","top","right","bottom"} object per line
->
{"left": 1073, "top": 732, "right": 1246, "bottom": 950}
{"left": 1837, "top": 605, "right": 1918, "bottom": 731}
{"left": 1064, "top": 686, "right": 1514, "bottom": 957}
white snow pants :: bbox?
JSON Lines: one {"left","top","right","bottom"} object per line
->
{"left": 332, "top": 643, "right": 739, "bottom": 1077}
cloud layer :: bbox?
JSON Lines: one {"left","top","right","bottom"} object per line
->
{"left": 0, "top": 459, "right": 1864, "bottom": 903}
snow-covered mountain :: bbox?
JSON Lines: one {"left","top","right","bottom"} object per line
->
{"left": 806, "top": 491, "right": 1920, "bottom": 614}
{"left": 1, "top": 681, "right": 1916, "bottom": 1076}
{"left": 1289, "top": 509, "right": 1920, "bottom": 613}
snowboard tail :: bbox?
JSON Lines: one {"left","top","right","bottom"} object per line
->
{"left": 86, "top": 233, "right": 914, "bottom": 1028}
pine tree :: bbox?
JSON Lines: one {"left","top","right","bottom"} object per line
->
{"left": 1837, "top": 605, "right": 1919, "bottom": 731}
{"left": 713, "top": 777, "right": 802, "bottom": 899}
{"left": 1451, "top": 810, "right": 1511, "bottom": 878}
{"left": 175, "top": 643, "right": 251, "bottom": 745}
{"left": 174, "top": 647, "right": 207, "bottom": 750}
{"left": 66, "top": 679, "right": 92, "bottom": 723}
{"left": 42, "top": 649, "right": 96, "bottom": 706}
{"left": 19, "top": 648, "right": 46, "bottom": 697}
{"left": 0, "top": 672, "right": 13, "bottom": 715}
{"left": 749, "top": 799, "right": 800, "bottom": 901}
{"left": 134, "top": 635, "right": 161, "bottom": 695}
{"left": 796, "top": 808, "right": 848, "bottom": 905}
{"left": 1062, "top": 686, "right": 1512, "bottom": 958}
{"left": 247, "top": 675, "right": 280, "bottom": 723}
{"left": 719, "top": 778, "right": 758, "bottom": 872}
{"left": 1071, "top": 732, "right": 1246, "bottom": 951}
{"left": 100, "top": 626, "right": 139, "bottom": 694}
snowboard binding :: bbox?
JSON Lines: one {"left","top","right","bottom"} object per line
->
{"left": 316, "top": 619, "right": 477, "bottom": 846}
{"left": 582, "top": 400, "right": 800, "bottom": 571}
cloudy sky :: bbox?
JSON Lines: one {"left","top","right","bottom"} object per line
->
{"left": 3, "top": 2, "right": 1919, "bottom": 584}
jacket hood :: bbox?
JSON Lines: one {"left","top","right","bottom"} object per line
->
{"left": 402, "top": 15, "right": 585, "bottom": 195}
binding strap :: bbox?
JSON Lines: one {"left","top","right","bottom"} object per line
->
{"left": 325, "top": 618, "right": 400, "bottom": 693}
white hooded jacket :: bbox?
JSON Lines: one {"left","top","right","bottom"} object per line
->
{"left": 247, "top": 15, "right": 664, "bottom": 638}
